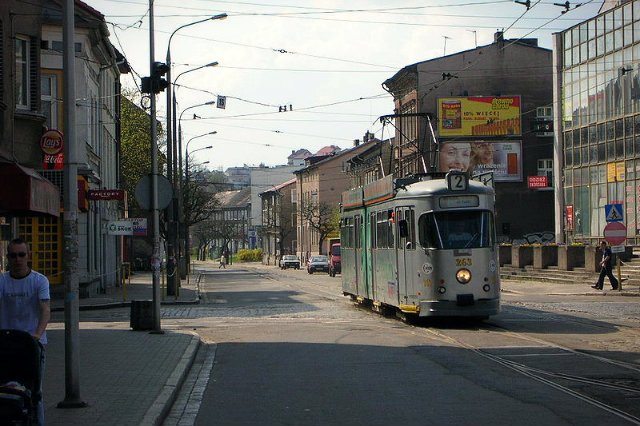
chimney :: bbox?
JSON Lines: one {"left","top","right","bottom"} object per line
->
{"left": 494, "top": 31, "right": 504, "bottom": 45}
{"left": 354, "top": 139, "right": 360, "bottom": 147}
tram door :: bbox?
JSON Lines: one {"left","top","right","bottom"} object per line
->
{"left": 353, "top": 214, "right": 365, "bottom": 298}
{"left": 396, "top": 207, "right": 416, "bottom": 304}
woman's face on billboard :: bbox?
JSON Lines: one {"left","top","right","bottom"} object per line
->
{"left": 439, "top": 142, "right": 471, "bottom": 171}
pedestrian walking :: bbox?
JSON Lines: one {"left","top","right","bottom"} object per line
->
{"left": 592, "top": 240, "right": 619, "bottom": 290}
{"left": 219, "top": 254, "right": 226, "bottom": 269}
{"left": 0, "top": 237, "right": 50, "bottom": 425}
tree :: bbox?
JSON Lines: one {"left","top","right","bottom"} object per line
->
{"left": 300, "top": 200, "right": 340, "bottom": 254}
{"left": 120, "top": 92, "right": 166, "bottom": 218}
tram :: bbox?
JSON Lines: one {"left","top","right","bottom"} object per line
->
{"left": 340, "top": 171, "right": 500, "bottom": 320}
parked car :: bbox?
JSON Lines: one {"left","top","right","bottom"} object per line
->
{"left": 307, "top": 255, "right": 329, "bottom": 274}
{"left": 329, "top": 243, "right": 341, "bottom": 277}
{"left": 279, "top": 255, "right": 301, "bottom": 270}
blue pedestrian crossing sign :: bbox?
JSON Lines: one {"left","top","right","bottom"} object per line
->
{"left": 605, "top": 204, "right": 624, "bottom": 222}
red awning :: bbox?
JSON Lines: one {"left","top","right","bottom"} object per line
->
{"left": 0, "top": 162, "right": 60, "bottom": 217}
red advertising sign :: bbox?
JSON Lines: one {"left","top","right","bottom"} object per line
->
{"left": 528, "top": 175, "right": 548, "bottom": 188}
{"left": 566, "top": 205, "right": 574, "bottom": 231}
{"left": 43, "top": 153, "right": 64, "bottom": 170}
{"left": 87, "top": 189, "right": 125, "bottom": 201}
{"left": 40, "top": 129, "right": 64, "bottom": 155}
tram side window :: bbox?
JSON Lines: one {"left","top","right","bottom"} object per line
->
{"left": 374, "top": 210, "right": 395, "bottom": 249}
{"left": 340, "top": 217, "right": 353, "bottom": 248}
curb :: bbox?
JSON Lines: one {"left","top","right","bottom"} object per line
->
{"left": 51, "top": 299, "right": 200, "bottom": 312}
{"left": 140, "top": 333, "right": 201, "bottom": 426}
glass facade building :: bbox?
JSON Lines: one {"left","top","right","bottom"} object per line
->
{"left": 557, "top": 0, "right": 640, "bottom": 244}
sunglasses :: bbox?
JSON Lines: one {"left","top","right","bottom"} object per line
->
{"left": 8, "top": 252, "right": 27, "bottom": 259}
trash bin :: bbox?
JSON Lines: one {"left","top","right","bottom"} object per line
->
{"left": 130, "top": 300, "right": 154, "bottom": 331}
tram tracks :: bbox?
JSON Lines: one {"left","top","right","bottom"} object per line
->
{"left": 410, "top": 322, "right": 640, "bottom": 424}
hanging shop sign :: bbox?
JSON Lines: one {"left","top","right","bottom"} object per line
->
{"left": 87, "top": 189, "right": 125, "bottom": 201}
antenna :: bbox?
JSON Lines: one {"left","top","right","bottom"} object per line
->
{"left": 515, "top": 0, "right": 531, "bottom": 10}
{"left": 443, "top": 36, "right": 451, "bottom": 56}
{"left": 466, "top": 30, "right": 477, "bottom": 48}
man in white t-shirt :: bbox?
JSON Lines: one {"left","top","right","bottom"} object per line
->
{"left": 0, "top": 238, "right": 50, "bottom": 425}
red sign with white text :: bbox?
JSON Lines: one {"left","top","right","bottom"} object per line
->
{"left": 528, "top": 175, "right": 548, "bottom": 189}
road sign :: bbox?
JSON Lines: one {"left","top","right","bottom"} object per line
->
{"left": 605, "top": 203, "right": 624, "bottom": 222}
{"left": 603, "top": 221, "right": 626, "bottom": 245}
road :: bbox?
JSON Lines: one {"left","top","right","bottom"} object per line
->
{"left": 162, "top": 264, "right": 640, "bottom": 426}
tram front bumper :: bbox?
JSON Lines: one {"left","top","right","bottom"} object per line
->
{"left": 417, "top": 297, "right": 500, "bottom": 317}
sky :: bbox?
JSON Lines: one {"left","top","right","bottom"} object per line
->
{"left": 84, "top": 0, "right": 605, "bottom": 171}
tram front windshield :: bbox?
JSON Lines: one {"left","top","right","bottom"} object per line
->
{"left": 418, "top": 211, "right": 495, "bottom": 250}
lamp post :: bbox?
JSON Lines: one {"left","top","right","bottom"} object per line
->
{"left": 172, "top": 65, "right": 217, "bottom": 278}
{"left": 165, "top": 13, "right": 226, "bottom": 295}
{"left": 184, "top": 135, "right": 215, "bottom": 273}
{"left": 177, "top": 101, "right": 215, "bottom": 276}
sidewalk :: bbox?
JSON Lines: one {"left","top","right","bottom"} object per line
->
{"left": 45, "top": 269, "right": 202, "bottom": 426}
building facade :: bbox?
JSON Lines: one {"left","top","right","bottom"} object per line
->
{"left": 0, "top": 0, "right": 60, "bottom": 274}
{"left": 383, "top": 31, "right": 555, "bottom": 243}
{"left": 553, "top": 0, "right": 640, "bottom": 245}
{"left": 259, "top": 178, "right": 296, "bottom": 265}
{"left": 36, "top": 0, "right": 125, "bottom": 293}
{"left": 295, "top": 140, "right": 376, "bottom": 260}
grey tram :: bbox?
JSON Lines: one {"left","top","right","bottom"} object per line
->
{"left": 340, "top": 171, "right": 500, "bottom": 320}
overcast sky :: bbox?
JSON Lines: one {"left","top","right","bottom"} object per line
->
{"left": 84, "top": 0, "right": 604, "bottom": 171}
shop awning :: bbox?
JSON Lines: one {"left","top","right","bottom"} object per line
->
{"left": 0, "top": 162, "right": 60, "bottom": 217}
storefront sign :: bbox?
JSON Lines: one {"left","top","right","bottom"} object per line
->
{"left": 87, "top": 189, "right": 125, "bottom": 201}
{"left": 40, "top": 129, "right": 64, "bottom": 155}
{"left": 43, "top": 153, "right": 63, "bottom": 170}
{"left": 438, "top": 96, "right": 521, "bottom": 137}
{"left": 527, "top": 175, "right": 548, "bottom": 188}
{"left": 106, "top": 221, "right": 133, "bottom": 235}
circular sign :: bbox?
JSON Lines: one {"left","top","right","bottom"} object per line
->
{"left": 134, "top": 174, "right": 173, "bottom": 211}
{"left": 603, "top": 221, "right": 627, "bottom": 245}
{"left": 40, "top": 129, "right": 64, "bottom": 155}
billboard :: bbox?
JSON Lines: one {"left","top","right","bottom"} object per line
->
{"left": 438, "top": 140, "right": 522, "bottom": 182}
{"left": 438, "top": 96, "right": 521, "bottom": 137}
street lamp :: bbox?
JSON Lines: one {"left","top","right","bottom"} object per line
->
{"left": 184, "top": 135, "right": 215, "bottom": 273}
{"left": 172, "top": 65, "right": 217, "bottom": 279}
{"left": 165, "top": 12, "right": 226, "bottom": 294}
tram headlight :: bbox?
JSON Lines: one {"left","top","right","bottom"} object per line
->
{"left": 456, "top": 268, "right": 472, "bottom": 284}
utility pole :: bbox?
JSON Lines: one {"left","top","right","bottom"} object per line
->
{"left": 149, "top": 0, "right": 163, "bottom": 332}
{"left": 58, "top": 0, "right": 86, "bottom": 409}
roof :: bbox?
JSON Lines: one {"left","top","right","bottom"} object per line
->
{"left": 259, "top": 178, "right": 296, "bottom": 196}
{"left": 214, "top": 187, "right": 251, "bottom": 208}
{"left": 315, "top": 145, "right": 341, "bottom": 156}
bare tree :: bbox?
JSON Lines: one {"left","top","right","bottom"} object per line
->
{"left": 300, "top": 200, "right": 340, "bottom": 254}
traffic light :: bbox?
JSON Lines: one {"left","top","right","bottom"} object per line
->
{"left": 140, "top": 62, "right": 170, "bottom": 94}
{"left": 152, "top": 62, "right": 169, "bottom": 93}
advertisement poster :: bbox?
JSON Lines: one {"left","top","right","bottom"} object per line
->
{"left": 438, "top": 96, "right": 521, "bottom": 137}
{"left": 438, "top": 140, "right": 522, "bottom": 182}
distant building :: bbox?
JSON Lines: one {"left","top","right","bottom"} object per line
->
{"left": 211, "top": 187, "right": 251, "bottom": 255}
{"left": 259, "top": 178, "right": 297, "bottom": 265}
{"left": 249, "top": 165, "right": 300, "bottom": 248}
{"left": 225, "top": 166, "right": 251, "bottom": 188}
{"left": 296, "top": 139, "right": 375, "bottom": 258}
{"left": 287, "top": 149, "right": 312, "bottom": 166}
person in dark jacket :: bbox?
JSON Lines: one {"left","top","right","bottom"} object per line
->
{"left": 592, "top": 241, "right": 619, "bottom": 290}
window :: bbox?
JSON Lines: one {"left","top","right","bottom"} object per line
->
{"left": 538, "top": 158, "right": 553, "bottom": 188}
{"left": 15, "top": 36, "right": 30, "bottom": 109}
{"left": 41, "top": 74, "right": 57, "bottom": 128}
{"left": 418, "top": 211, "right": 495, "bottom": 250}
